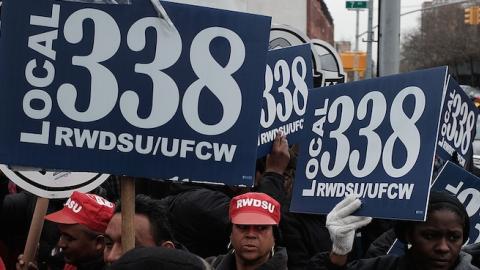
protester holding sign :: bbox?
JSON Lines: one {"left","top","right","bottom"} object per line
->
{"left": 207, "top": 192, "right": 288, "bottom": 270}
{"left": 307, "top": 191, "right": 478, "bottom": 270}
{"left": 17, "top": 191, "right": 115, "bottom": 270}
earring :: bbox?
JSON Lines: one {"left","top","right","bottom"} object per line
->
{"left": 227, "top": 241, "right": 235, "bottom": 253}
{"left": 271, "top": 246, "right": 275, "bottom": 257}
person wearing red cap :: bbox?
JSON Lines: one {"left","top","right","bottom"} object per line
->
{"left": 207, "top": 192, "right": 288, "bottom": 270}
{"left": 17, "top": 191, "right": 115, "bottom": 270}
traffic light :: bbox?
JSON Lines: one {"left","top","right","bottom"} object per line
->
{"left": 464, "top": 7, "right": 478, "bottom": 25}
{"left": 477, "top": 7, "right": 480, "bottom": 25}
{"left": 465, "top": 7, "right": 474, "bottom": 24}
{"left": 340, "top": 52, "right": 366, "bottom": 71}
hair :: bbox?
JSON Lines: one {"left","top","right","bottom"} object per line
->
{"left": 115, "top": 194, "right": 176, "bottom": 246}
{"left": 272, "top": 225, "right": 282, "bottom": 244}
{"left": 427, "top": 200, "right": 469, "bottom": 242}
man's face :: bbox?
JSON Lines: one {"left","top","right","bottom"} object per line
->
{"left": 57, "top": 223, "right": 102, "bottom": 265}
{"left": 230, "top": 224, "right": 274, "bottom": 266}
{"left": 409, "top": 209, "right": 464, "bottom": 270}
{"left": 103, "top": 213, "right": 156, "bottom": 265}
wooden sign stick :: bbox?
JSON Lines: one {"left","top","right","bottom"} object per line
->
{"left": 22, "top": 197, "right": 49, "bottom": 270}
{"left": 121, "top": 176, "right": 135, "bottom": 253}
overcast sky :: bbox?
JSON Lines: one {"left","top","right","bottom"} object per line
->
{"left": 323, "top": 0, "right": 426, "bottom": 50}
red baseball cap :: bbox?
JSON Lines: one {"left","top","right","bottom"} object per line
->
{"left": 45, "top": 191, "right": 115, "bottom": 233}
{"left": 229, "top": 192, "right": 280, "bottom": 225}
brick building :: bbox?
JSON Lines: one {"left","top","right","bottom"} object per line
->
{"left": 307, "top": 0, "right": 334, "bottom": 44}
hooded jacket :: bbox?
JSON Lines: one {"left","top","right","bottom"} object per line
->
{"left": 307, "top": 250, "right": 479, "bottom": 270}
{"left": 63, "top": 256, "right": 106, "bottom": 270}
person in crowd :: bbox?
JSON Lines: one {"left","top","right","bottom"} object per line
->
{"left": 2, "top": 177, "right": 117, "bottom": 270}
{"left": 17, "top": 191, "right": 115, "bottom": 270}
{"left": 109, "top": 247, "right": 211, "bottom": 270}
{"left": 156, "top": 131, "right": 331, "bottom": 269}
{"left": 307, "top": 190, "right": 479, "bottom": 270}
{"left": 207, "top": 192, "right": 288, "bottom": 270}
{"left": 103, "top": 194, "right": 178, "bottom": 265}
{"left": 143, "top": 131, "right": 291, "bottom": 259}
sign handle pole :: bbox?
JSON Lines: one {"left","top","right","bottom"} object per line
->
{"left": 121, "top": 176, "right": 135, "bottom": 253}
{"left": 22, "top": 197, "right": 49, "bottom": 270}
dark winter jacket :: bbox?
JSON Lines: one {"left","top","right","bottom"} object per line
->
{"left": 463, "top": 242, "right": 480, "bottom": 268}
{"left": 364, "top": 228, "right": 396, "bottom": 258}
{"left": 307, "top": 250, "right": 479, "bottom": 270}
{"left": 207, "top": 246, "right": 288, "bottom": 270}
{"left": 280, "top": 212, "right": 330, "bottom": 269}
{"left": 161, "top": 188, "right": 231, "bottom": 258}
{"left": 256, "top": 172, "right": 332, "bottom": 269}
{"left": 63, "top": 256, "right": 106, "bottom": 270}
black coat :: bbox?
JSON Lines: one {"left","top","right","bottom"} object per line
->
{"left": 306, "top": 251, "right": 479, "bottom": 270}
{"left": 161, "top": 188, "right": 231, "bottom": 258}
{"left": 254, "top": 172, "right": 332, "bottom": 269}
{"left": 206, "top": 247, "right": 288, "bottom": 270}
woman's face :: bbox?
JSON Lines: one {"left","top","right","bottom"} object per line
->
{"left": 231, "top": 224, "right": 274, "bottom": 266}
{"left": 408, "top": 209, "right": 464, "bottom": 270}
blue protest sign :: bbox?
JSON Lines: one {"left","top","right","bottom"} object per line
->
{"left": 290, "top": 67, "right": 448, "bottom": 220}
{"left": 436, "top": 78, "right": 479, "bottom": 168}
{"left": 0, "top": 0, "right": 271, "bottom": 186}
{"left": 257, "top": 44, "right": 313, "bottom": 157}
{"left": 433, "top": 161, "right": 480, "bottom": 244}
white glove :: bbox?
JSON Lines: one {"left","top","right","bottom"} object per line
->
{"left": 326, "top": 196, "right": 372, "bottom": 255}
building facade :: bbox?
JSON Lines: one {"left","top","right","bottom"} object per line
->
{"left": 166, "top": 0, "right": 334, "bottom": 45}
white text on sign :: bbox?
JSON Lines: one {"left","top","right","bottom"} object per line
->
{"left": 258, "top": 56, "right": 308, "bottom": 144}
{"left": 438, "top": 89, "right": 476, "bottom": 166}
{"left": 303, "top": 87, "right": 426, "bottom": 197}
{"left": 20, "top": 4, "right": 246, "bottom": 162}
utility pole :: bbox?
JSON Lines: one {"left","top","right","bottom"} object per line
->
{"left": 346, "top": 0, "right": 368, "bottom": 80}
{"left": 354, "top": 9, "right": 360, "bottom": 81}
{"left": 361, "top": 0, "right": 474, "bottom": 77}
{"left": 365, "top": 0, "right": 373, "bottom": 79}
{"left": 378, "top": 0, "right": 400, "bottom": 76}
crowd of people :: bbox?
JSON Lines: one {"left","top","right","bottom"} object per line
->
{"left": 0, "top": 132, "right": 479, "bottom": 270}
{"left": 0, "top": 0, "right": 479, "bottom": 269}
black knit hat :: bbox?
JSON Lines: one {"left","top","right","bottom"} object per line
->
{"left": 109, "top": 247, "right": 211, "bottom": 270}
{"left": 395, "top": 190, "right": 470, "bottom": 244}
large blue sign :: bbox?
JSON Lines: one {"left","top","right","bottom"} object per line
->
{"left": 257, "top": 44, "right": 313, "bottom": 157}
{"left": 0, "top": 0, "right": 271, "bottom": 186}
{"left": 436, "top": 78, "right": 478, "bottom": 168}
{"left": 433, "top": 161, "right": 480, "bottom": 244}
{"left": 290, "top": 67, "right": 448, "bottom": 220}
